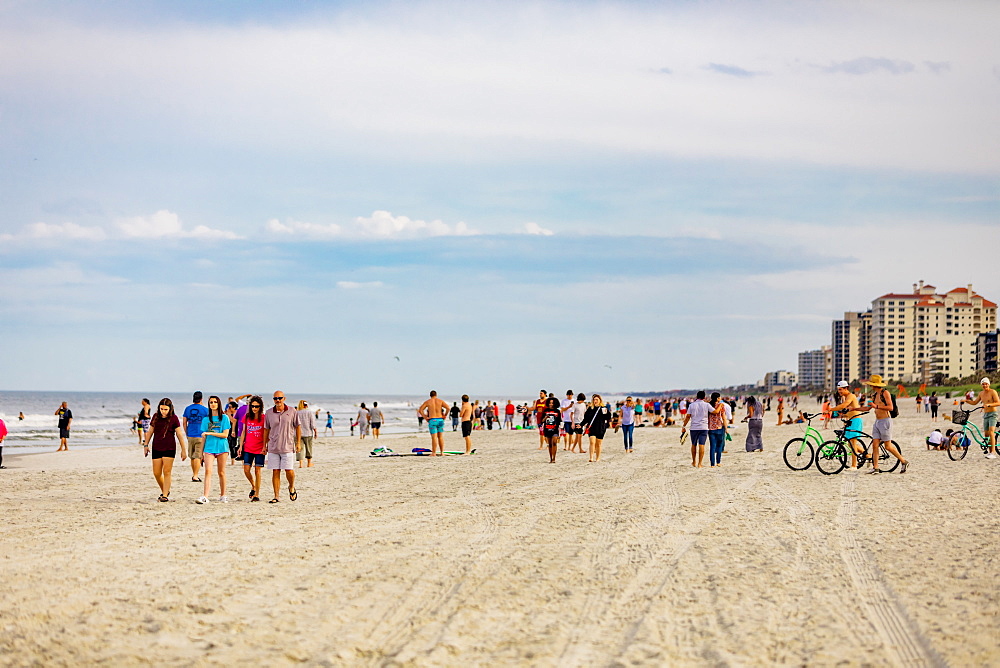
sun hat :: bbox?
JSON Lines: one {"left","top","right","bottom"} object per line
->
{"left": 863, "top": 374, "right": 887, "bottom": 387}
{"left": 837, "top": 380, "right": 849, "bottom": 388}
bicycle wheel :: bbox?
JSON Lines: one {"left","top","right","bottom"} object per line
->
{"left": 880, "top": 441, "right": 902, "bottom": 473}
{"left": 947, "top": 436, "right": 969, "bottom": 461}
{"left": 782, "top": 437, "right": 814, "bottom": 471}
{"left": 815, "top": 440, "right": 848, "bottom": 475}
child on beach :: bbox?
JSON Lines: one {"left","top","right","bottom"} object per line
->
{"left": 197, "top": 396, "right": 231, "bottom": 504}
{"left": 142, "top": 398, "right": 187, "bottom": 502}
{"left": 539, "top": 397, "right": 562, "bottom": 463}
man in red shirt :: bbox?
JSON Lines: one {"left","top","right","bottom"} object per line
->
{"left": 504, "top": 400, "right": 516, "bottom": 430}
{"left": 533, "top": 390, "right": 548, "bottom": 449}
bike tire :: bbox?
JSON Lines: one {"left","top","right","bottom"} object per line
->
{"left": 947, "top": 436, "right": 969, "bottom": 461}
{"left": 881, "top": 441, "right": 902, "bottom": 473}
{"left": 815, "top": 440, "right": 848, "bottom": 475}
{"left": 782, "top": 437, "right": 814, "bottom": 471}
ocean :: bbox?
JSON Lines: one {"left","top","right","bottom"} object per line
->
{"left": 0, "top": 390, "right": 541, "bottom": 453}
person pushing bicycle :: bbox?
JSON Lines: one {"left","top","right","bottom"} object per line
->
{"left": 961, "top": 377, "right": 999, "bottom": 459}
{"left": 862, "top": 374, "right": 908, "bottom": 474}
{"left": 830, "top": 380, "right": 865, "bottom": 469}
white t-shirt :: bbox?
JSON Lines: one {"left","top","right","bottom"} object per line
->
{"left": 573, "top": 401, "right": 586, "bottom": 423}
{"left": 927, "top": 430, "right": 944, "bottom": 445}
{"left": 686, "top": 400, "right": 712, "bottom": 430}
{"left": 723, "top": 402, "right": 733, "bottom": 423}
{"left": 561, "top": 399, "right": 574, "bottom": 421}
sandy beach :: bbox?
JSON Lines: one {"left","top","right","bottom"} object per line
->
{"left": 1, "top": 408, "right": 997, "bottom": 666}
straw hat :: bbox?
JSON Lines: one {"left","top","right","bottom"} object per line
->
{"left": 863, "top": 374, "right": 887, "bottom": 387}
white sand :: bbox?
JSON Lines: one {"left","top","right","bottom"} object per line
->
{"left": 1, "top": 409, "right": 997, "bottom": 666}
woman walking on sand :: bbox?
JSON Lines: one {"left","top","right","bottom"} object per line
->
{"left": 570, "top": 392, "right": 587, "bottom": 453}
{"left": 707, "top": 392, "right": 727, "bottom": 467}
{"left": 142, "top": 398, "right": 187, "bottom": 502}
{"left": 619, "top": 396, "right": 636, "bottom": 453}
{"left": 540, "top": 397, "right": 562, "bottom": 463}
{"left": 743, "top": 396, "right": 764, "bottom": 452}
{"left": 197, "top": 396, "right": 231, "bottom": 504}
{"left": 582, "top": 394, "right": 613, "bottom": 462}
{"left": 775, "top": 396, "right": 785, "bottom": 426}
{"left": 356, "top": 403, "right": 370, "bottom": 439}
{"left": 239, "top": 396, "right": 266, "bottom": 502}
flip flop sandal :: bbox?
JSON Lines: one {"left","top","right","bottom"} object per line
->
{"left": 268, "top": 498, "right": 280, "bottom": 504}
{"left": 289, "top": 489, "right": 298, "bottom": 501}
{"left": 249, "top": 488, "right": 256, "bottom": 499}
{"left": 251, "top": 496, "right": 260, "bottom": 502}
{"left": 192, "top": 477, "right": 202, "bottom": 482}
{"left": 157, "top": 495, "right": 167, "bottom": 502}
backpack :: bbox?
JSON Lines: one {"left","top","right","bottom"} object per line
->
{"left": 882, "top": 390, "right": 899, "bottom": 419}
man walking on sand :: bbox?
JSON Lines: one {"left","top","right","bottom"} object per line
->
{"left": 681, "top": 390, "right": 711, "bottom": 467}
{"left": 417, "top": 390, "right": 450, "bottom": 456}
{"left": 182, "top": 391, "right": 209, "bottom": 482}
{"left": 533, "top": 390, "right": 548, "bottom": 449}
{"left": 460, "top": 394, "right": 474, "bottom": 454}
{"left": 263, "top": 391, "right": 301, "bottom": 502}
{"left": 54, "top": 401, "right": 73, "bottom": 451}
{"left": 561, "top": 390, "right": 575, "bottom": 450}
{"left": 831, "top": 380, "right": 865, "bottom": 469}
{"left": 962, "top": 377, "right": 1000, "bottom": 458}
{"left": 863, "top": 375, "right": 908, "bottom": 474}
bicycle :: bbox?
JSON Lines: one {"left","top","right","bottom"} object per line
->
{"left": 814, "top": 414, "right": 902, "bottom": 475}
{"left": 947, "top": 406, "right": 996, "bottom": 461}
{"left": 781, "top": 412, "right": 825, "bottom": 471}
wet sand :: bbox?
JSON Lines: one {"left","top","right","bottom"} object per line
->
{"left": 1, "top": 409, "right": 997, "bottom": 666}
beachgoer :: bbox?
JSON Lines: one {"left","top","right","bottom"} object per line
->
{"left": 297, "top": 400, "right": 317, "bottom": 466}
{"left": 196, "top": 396, "right": 231, "bottom": 503}
{"left": 17, "top": 412, "right": 24, "bottom": 421}
{"left": 743, "top": 396, "right": 764, "bottom": 452}
{"left": 775, "top": 396, "right": 785, "bottom": 426}
{"left": 263, "top": 391, "right": 301, "bottom": 502}
{"left": 634, "top": 398, "right": 644, "bottom": 426}
{"left": 582, "top": 394, "right": 612, "bottom": 462}
{"left": 707, "top": 392, "right": 727, "bottom": 467}
{"left": 830, "top": 381, "right": 864, "bottom": 469}
{"left": 417, "top": 390, "right": 450, "bottom": 456}
{"left": 681, "top": 390, "right": 712, "bottom": 468}
{"left": 619, "top": 396, "right": 636, "bottom": 453}
{"left": 504, "top": 400, "right": 515, "bottom": 430}
{"left": 460, "top": 395, "right": 474, "bottom": 454}
{"left": 182, "top": 392, "right": 209, "bottom": 482}
{"left": 864, "top": 375, "right": 907, "bottom": 474}
{"left": 142, "top": 398, "right": 187, "bottom": 502}
{"left": 450, "top": 402, "right": 460, "bottom": 431}
{"left": 926, "top": 428, "right": 944, "bottom": 450}
{"left": 369, "top": 401, "right": 384, "bottom": 440}
{"left": 929, "top": 392, "right": 939, "bottom": 421}
{"left": 324, "top": 411, "right": 334, "bottom": 436}
{"left": 821, "top": 397, "right": 832, "bottom": 429}
{"left": 0, "top": 416, "right": 7, "bottom": 468}
{"left": 533, "top": 390, "right": 548, "bottom": 449}
{"left": 238, "top": 396, "right": 266, "bottom": 501}
{"left": 540, "top": 397, "right": 562, "bottom": 463}
{"left": 54, "top": 401, "right": 72, "bottom": 451}
{"left": 355, "top": 403, "right": 371, "bottom": 439}
{"left": 560, "top": 391, "right": 575, "bottom": 450}
{"left": 136, "top": 398, "right": 152, "bottom": 446}
{"left": 226, "top": 401, "right": 240, "bottom": 465}
{"left": 570, "top": 393, "right": 587, "bottom": 453}
{"left": 961, "top": 377, "right": 999, "bottom": 458}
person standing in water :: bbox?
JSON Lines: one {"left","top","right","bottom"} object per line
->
{"left": 142, "top": 398, "right": 188, "bottom": 502}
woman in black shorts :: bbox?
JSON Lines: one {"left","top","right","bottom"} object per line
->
{"left": 142, "top": 398, "right": 188, "bottom": 502}
{"left": 582, "top": 394, "right": 612, "bottom": 463}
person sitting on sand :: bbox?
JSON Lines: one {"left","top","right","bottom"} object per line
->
{"left": 926, "top": 428, "right": 944, "bottom": 450}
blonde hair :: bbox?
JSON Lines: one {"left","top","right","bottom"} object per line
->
{"left": 591, "top": 394, "right": 604, "bottom": 407}
{"left": 297, "top": 399, "right": 307, "bottom": 410}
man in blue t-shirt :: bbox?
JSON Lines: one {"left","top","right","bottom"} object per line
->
{"left": 182, "top": 391, "right": 209, "bottom": 482}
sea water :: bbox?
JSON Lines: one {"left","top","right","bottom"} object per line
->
{"left": 0, "top": 391, "right": 539, "bottom": 453}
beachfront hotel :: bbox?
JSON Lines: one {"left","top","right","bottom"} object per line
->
{"left": 824, "top": 281, "right": 997, "bottom": 389}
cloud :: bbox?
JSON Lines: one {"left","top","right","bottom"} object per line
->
{"left": 821, "top": 57, "right": 915, "bottom": 75}
{"left": 924, "top": 61, "right": 950, "bottom": 74}
{"left": 521, "top": 222, "right": 554, "bottom": 236}
{"left": 116, "top": 210, "right": 241, "bottom": 240}
{"left": 706, "top": 63, "right": 761, "bottom": 78}
{"left": 336, "top": 281, "right": 384, "bottom": 289}
{"left": 267, "top": 211, "right": 478, "bottom": 240}
{"left": 25, "top": 221, "right": 106, "bottom": 241}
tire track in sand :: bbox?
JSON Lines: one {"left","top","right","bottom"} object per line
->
{"left": 837, "top": 475, "right": 944, "bottom": 668}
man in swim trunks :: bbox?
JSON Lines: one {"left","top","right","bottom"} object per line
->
{"left": 863, "top": 374, "right": 908, "bottom": 474}
{"left": 417, "top": 390, "right": 450, "bottom": 456}
{"left": 830, "top": 380, "right": 864, "bottom": 469}
{"left": 962, "top": 377, "right": 1000, "bottom": 458}
{"left": 459, "top": 394, "right": 474, "bottom": 454}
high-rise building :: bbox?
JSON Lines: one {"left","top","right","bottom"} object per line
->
{"left": 976, "top": 331, "right": 998, "bottom": 374}
{"left": 870, "top": 281, "right": 996, "bottom": 383}
{"left": 763, "top": 370, "right": 797, "bottom": 393}
{"left": 797, "top": 347, "right": 828, "bottom": 389}
{"left": 831, "top": 311, "right": 871, "bottom": 385}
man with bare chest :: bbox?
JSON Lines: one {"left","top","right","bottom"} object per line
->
{"left": 417, "top": 390, "right": 450, "bottom": 456}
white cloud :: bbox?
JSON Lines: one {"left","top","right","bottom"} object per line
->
{"left": 336, "top": 281, "right": 384, "bottom": 289}
{"left": 25, "top": 221, "right": 106, "bottom": 241}
{"left": 267, "top": 211, "right": 477, "bottom": 240}
{"left": 521, "top": 222, "right": 554, "bottom": 236}
{"left": 116, "top": 210, "right": 241, "bottom": 240}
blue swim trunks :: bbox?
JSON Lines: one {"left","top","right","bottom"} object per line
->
{"left": 845, "top": 417, "right": 863, "bottom": 440}
{"left": 427, "top": 418, "right": 445, "bottom": 435}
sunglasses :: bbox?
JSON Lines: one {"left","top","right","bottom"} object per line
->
{"left": 273, "top": 397, "right": 285, "bottom": 401}
{"left": 250, "top": 403, "right": 262, "bottom": 408}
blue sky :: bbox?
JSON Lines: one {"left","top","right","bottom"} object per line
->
{"left": 1, "top": 0, "right": 998, "bottom": 395}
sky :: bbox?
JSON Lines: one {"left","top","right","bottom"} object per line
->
{"left": 1, "top": 0, "right": 998, "bottom": 395}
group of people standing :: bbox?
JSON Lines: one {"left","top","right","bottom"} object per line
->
{"left": 139, "top": 390, "right": 313, "bottom": 504}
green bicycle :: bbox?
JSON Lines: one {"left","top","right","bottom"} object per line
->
{"left": 947, "top": 406, "right": 996, "bottom": 461}
{"left": 781, "top": 412, "right": 825, "bottom": 471}
{"left": 815, "top": 415, "right": 903, "bottom": 475}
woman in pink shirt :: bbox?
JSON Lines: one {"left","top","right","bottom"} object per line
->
{"left": 238, "top": 396, "right": 266, "bottom": 502}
